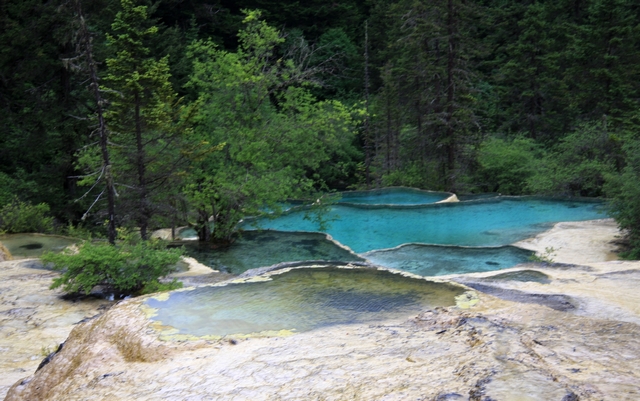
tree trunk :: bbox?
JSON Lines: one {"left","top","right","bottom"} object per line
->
{"left": 76, "top": 0, "right": 117, "bottom": 244}
{"left": 134, "top": 90, "right": 148, "bottom": 240}
{"left": 197, "top": 208, "right": 211, "bottom": 242}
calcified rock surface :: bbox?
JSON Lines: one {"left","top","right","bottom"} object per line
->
{"left": 0, "top": 260, "right": 112, "bottom": 399}
{"left": 5, "top": 219, "right": 640, "bottom": 400}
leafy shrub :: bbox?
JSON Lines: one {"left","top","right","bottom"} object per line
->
{"left": 43, "top": 238, "right": 183, "bottom": 297}
{"left": 527, "top": 121, "right": 621, "bottom": 196}
{"left": 0, "top": 197, "right": 54, "bottom": 234}
{"left": 62, "top": 223, "right": 100, "bottom": 241}
{"left": 381, "top": 161, "right": 441, "bottom": 189}
{"left": 475, "top": 136, "right": 541, "bottom": 195}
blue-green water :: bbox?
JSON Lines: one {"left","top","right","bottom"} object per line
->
{"left": 339, "top": 187, "right": 450, "bottom": 205}
{"left": 176, "top": 231, "right": 363, "bottom": 275}
{"left": 146, "top": 194, "right": 606, "bottom": 338}
{"left": 363, "top": 245, "right": 534, "bottom": 277}
{"left": 244, "top": 197, "right": 605, "bottom": 253}
{"left": 146, "top": 267, "right": 463, "bottom": 337}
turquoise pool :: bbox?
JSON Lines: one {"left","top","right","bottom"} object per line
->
{"left": 244, "top": 197, "right": 605, "bottom": 254}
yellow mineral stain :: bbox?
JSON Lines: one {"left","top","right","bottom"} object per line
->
{"left": 455, "top": 291, "right": 479, "bottom": 309}
{"left": 149, "top": 292, "right": 171, "bottom": 301}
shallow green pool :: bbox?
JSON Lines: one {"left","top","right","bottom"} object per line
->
{"left": 0, "top": 233, "right": 78, "bottom": 258}
{"left": 146, "top": 266, "right": 464, "bottom": 337}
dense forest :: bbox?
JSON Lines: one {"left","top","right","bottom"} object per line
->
{"left": 2, "top": 0, "right": 640, "bottom": 257}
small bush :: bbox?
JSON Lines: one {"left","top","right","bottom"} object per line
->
{"left": 43, "top": 238, "right": 183, "bottom": 297}
{"left": 527, "top": 120, "right": 621, "bottom": 196}
{"left": 381, "top": 161, "right": 440, "bottom": 189}
{"left": 475, "top": 136, "right": 541, "bottom": 195}
{"left": 62, "top": 223, "right": 99, "bottom": 241}
{"left": 0, "top": 197, "right": 54, "bottom": 234}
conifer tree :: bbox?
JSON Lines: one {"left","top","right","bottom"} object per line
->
{"left": 102, "top": 0, "right": 188, "bottom": 239}
{"left": 74, "top": 0, "right": 117, "bottom": 244}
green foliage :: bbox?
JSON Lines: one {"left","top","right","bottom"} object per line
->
{"left": 381, "top": 161, "right": 440, "bottom": 190}
{"left": 368, "top": 0, "right": 482, "bottom": 190}
{"left": 62, "top": 223, "right": 100, "bottom": 241}
{"left": 141, "top": 278, "right": 183, "bottom": 294}
{"left": 0, "top": 173, "right": 16, "bottom": 207}
{"left": 185, "top": 11, "right": 357, "bottom": 242}
{"left": 527, "top": 120, "right": 621, "bottom": 196}
{"left": 4, "top": 0, "right": 640, "bottom": 244}
{"left": 475, "top": 136, "right": 541, "bottom": 195}
{"left": 0, "top": 197, "right": 54, "bottom": 234}
{"left": 0, "top": 0, "right": 94, "bottom": 222}
{"left": 43, "top": 235, "right": 183, "bottom": 296}
{"left": 605, "top": 139, "right": 640, "bottom": 259}
{"left": 80, "top": 0, "right": 193, "bottom": 238}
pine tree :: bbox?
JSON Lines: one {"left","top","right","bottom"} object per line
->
{"left": 369, "top": 0, "right": 480, "bottom": 191}
{"left": 73, "top": 0, "right": 117, "bottom": 244}
{"left": 103, "top": 0, "right": 188, "bottom": 239}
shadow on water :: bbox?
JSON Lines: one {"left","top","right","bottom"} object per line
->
{"left": 173, "top": 231, "right": 363, "bottom": 275}
{"left": 0, "top": 233, "right": 79, "bottom": 259}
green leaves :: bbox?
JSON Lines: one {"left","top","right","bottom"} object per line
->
{"left": 0, "top": 197, "right": 54, "bottom": 234}
{"left": 475, "top": 137, "right": 541, "bottom": 195}
{"left": 97, "top": 0, "right": 190, "bottom": 238}
{"left": 184, "top": 12, "right": 357, "bottom": 241}
{"left": 44, "top": 238, "right": 183, "bottom": 296}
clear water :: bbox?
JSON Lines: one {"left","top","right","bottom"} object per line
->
{"left": 175, "top": 231, "right": 363, "bottom": 275}
{"left": 0, "top": 233, "right": 78, "bottom": 258}
{"left": 363, "top": 244, "right": 534, "bottom": 276}
{"left": 339, "top": 187, "right": 450, "bottom": 205}
{"left": 245, "top": 197, "right": 605, "bottom": 253}
{"left": 146, "top": 266, "right": 464, "bottom": 337}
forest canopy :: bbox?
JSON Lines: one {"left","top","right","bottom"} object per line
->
{"left": 1, "top": 0, "right": 640, "bottom": 255}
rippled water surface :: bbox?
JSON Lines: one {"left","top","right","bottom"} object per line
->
{"left": 146, "top": 267, "right": 464, "bottom": 337}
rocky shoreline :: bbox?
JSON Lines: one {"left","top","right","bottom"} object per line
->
{"left": 3, "top": 218, "right": 640, "bottom": 400}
